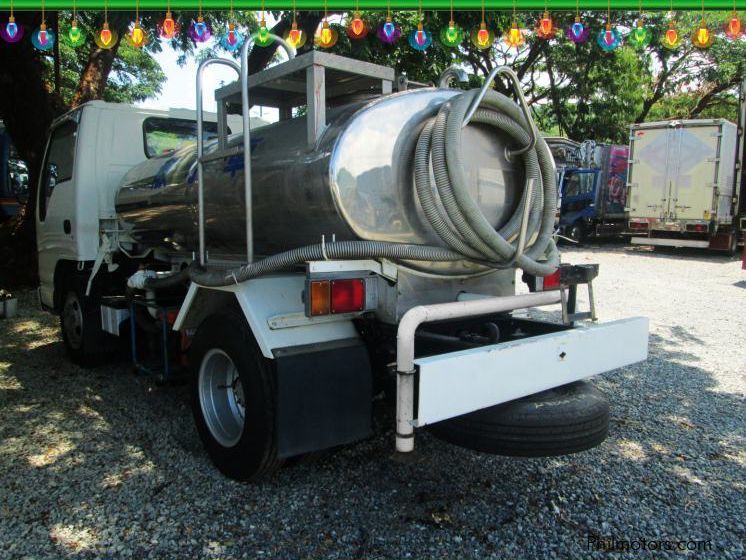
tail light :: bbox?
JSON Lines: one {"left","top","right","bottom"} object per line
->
{"left": 521, "top": 268, "right": 561, "bottom": 291}
{"left": 308, "top": 278, "right": 366, "bottom": 316}
{"left": 686, "top": 223, "right": 708, "bottom": 233}
{"left": 629, "top": 221, "right": 649, "bottom": 230}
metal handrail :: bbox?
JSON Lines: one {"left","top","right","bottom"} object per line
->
{"left": 196, "top": 33, "right": 296, "bottom": 267}
{"left": 196, "top": 58, "right": 240, "bottom": 266}
{"left": 462, "top": 66, "right": 537, "bottom": 161}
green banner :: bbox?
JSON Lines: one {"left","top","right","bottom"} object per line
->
{"left": 6, "top": 1, "right": 745, "bottom": 9}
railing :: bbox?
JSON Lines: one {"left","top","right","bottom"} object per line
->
{"left": 195, "top": 35, "right": 296, "bottom": 266}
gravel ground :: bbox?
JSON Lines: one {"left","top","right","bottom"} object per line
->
{"left": 1, "top": 243, "right": 744, "bottom": 559}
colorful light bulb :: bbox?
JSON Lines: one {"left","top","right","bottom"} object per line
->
{"left": 627, "top": 18, "right": 651, "bottom": 48}
{"left": 347, "top": 12, "right": 368, "bottom": 39}
{"left": 1, "top": 15, "right": 24, "bottom": 43}
{"left": 440, "top": 20, "right": 463, "bottom": 47}
{"left": 470, "top": 22, "right": 494, "bottom": 50}
{"left": 160, "top": 11, "right": 178, "bottom": 39}
{"left": 596, "top": 23, "right": 622, "bottom": 51}
{"left": 220, "top": 21, "right": 244, "bottom": 51}
{"left": 126, "top": 21, "right": 148, "bottom": 48}
{"left": 253, "top": 18, "right": 274, "bottom": 46}
{"left": 408, "top": 22, "right": 432, "bottom": 51}
{"left": 725, "top": 14, "right": 741, "bottom": 39}
{"left": 6, "top": 18, "right": 17, "bottom": 38}
{"left": 66, "top": 18, "right": 86, "bottom": 47}
{"left": 315, "top": 20, "right": 338, "bottom": 48}
{"left": 566, "top": 15, "right": 589, "bottom": 43}
{"left": 377, "top": 17, "right": 400, "bottom": 44}
{"left": 504, "top": 21, "right": 525, "bottom": 48}
{"left": 189, "top": 16, "right": 212, "bottom": 43}
{"left": 284, "top": 21, "right": 306, "bottom": 48}
{"left": 31, "top": 22, "right": 55, "bottom": 51}
{"left": 659, "top": 21, "right": 679, "bottom": 49}
{"left": 95, "top": 21, "right": 118, "bottom": 49}
{"left": 692, "top": 18, "right": 714, "bottom": 48}
{"left": 536, "top": 10, "right": 554, "bottom": 39}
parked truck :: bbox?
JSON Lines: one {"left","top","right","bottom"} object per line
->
{"left": 558, "top": 142, "right": 630, "bottom": 242}
{"left": 36, "top": 47, "right": 648, "bottom": 481}
{"left": 626, "top": 118, "right": 742, "bottom": 253}
{"left": 0, "top": 124, "right": 29, "bottom": 222}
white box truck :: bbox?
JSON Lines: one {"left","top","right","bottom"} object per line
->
{"left": 36, "top": 47, "right": 648, "bottom": 480}
{"left": 627, "top": 119, "right": 742, "bottom": 253}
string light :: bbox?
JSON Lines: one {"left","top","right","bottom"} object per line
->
{"left": 126, "top": 0, "right": 148, "bottom": 48}
{"left": 189, "top": 0, "right": 212, "bottom": 43}
{"left": 219, "top": 0, "right": 244, "bottom": 51}
{"left": 661, "top": 0, "right": 680, "bottom": 49}
{"left": 1, "top": 0, "right": 24, "bottom": 43}
{"left": 692, "top": 0, "right": 714, "bottom": 48}
{"left": 471, "top": 0, "right": 493, "bottom": 50}
{"left": 566, "top": 0, "right": 589, "bottom": 43}
{"left": 596, "top": 0, "right": 622, "bottom": 51}
{"left": 725, "top": 0, "right": 742, "bottom": 38}
{"left": 159, "top": 0, "right": 179, "bottom": 39}
{"left": 504, "top": 0, "right": 525, "bottom": 48}
{"left": 440, "top": 0, "right": 463, "bottom": 47}
{"left": 284, "top": 0, "right": 306, "bottom": 48}
{"left": 347, "top": 0, "right": 368, "bottom": 39}
{"left": 536, "top": 0, "right": 555, "bottom": 40}
{"left": 408, "top": 0, "right": 432, "bottom": 51}
{"left": 253, "top": 0, "right": 274, "bottom": 46}
{"left": 66, "top": 0, "right": 86, "bottom": 47}
{"left": 627, "top": 0, "right": 651, "bottom": 48}
{"left": 31, "top": 0, "right": 55, "bottom": 51}
{"left": 315, "top": 0, "right": 338, "bottom": 48}
{"left": 377, "top": 0, "right": 401, "bottom": 44}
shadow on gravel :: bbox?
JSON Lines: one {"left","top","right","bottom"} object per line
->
{"left": 1, "top": 298, "right": 744, "bottom": 559}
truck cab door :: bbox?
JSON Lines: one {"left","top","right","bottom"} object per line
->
{"left": 36, "top": 118, "right": 79, "bottom": 309}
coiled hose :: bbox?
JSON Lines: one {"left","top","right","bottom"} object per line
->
{"left": 145, "top": 88, "right": 559, "bottom": 290}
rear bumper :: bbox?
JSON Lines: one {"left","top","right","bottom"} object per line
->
{"left": 413, "top": 316, "right": 649, "bottom": 427}
{"left": 631, "top": 237, "right": 709, "bottom": 248}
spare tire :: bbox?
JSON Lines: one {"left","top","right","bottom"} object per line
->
{"left": 428, "top": 380, "right": 609, "bottom": 457}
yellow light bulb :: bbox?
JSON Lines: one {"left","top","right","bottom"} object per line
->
{"left": 697, "top": 25, "right": 708, "bottom": 44}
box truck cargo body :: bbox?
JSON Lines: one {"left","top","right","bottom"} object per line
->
{"left": 627, "top": 119, "right": 740, "bottom": 252}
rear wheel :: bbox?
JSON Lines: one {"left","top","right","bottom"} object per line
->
{"left": 429, "top": 381, "right": 609, "bottom": 457}
{"left": 190, "top": 313, "right": 281, "bottom": 481}
{"left": 60, "top": 281, "right": 113, "bottom": 367}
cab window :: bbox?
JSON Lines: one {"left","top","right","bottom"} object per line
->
{"left": 564, "top": 173, "right": 595, "bottom": 197}
{"left": 143, "top": 118, "right": 222, "bottom": 158}
{"left": 38, "top": 120, "right": 77, "bottom": 222}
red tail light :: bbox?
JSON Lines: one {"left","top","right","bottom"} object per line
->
{"left": 542, "top": 269, "right": 561, "bottom": 290}
{"left": 330, "top": 279, "right": 365, "bottom": 314}
{"left": 686, "top": 223, "right": 707, "bottom": 233}
{"left": 629, "top": 221, "right": 649, "bottom": 230}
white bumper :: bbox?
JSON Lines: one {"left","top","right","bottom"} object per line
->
{"left": 414, "top": 316, "right": 649, "bottom": 427}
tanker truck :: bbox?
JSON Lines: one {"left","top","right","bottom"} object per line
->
{"left": 36, "top": 48, "right": 648, "bottom": 481}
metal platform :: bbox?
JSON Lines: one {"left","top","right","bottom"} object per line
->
{"left": 214, "top": 50, "right": 395, "bottom": 146}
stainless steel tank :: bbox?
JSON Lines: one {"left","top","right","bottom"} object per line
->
{"left": 116, "top": 88, "right": 525, "bottom": 275}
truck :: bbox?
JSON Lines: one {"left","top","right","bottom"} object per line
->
{"left": 558, "top": 142, "right": 630, "bottom": 242}
{"left": 36, "top": 47, "right": 648, "bottom": 481}
{"left": 626, "top": 118, "right": 742, "bottom": 253}
{"left": 0, "top": 124, "right": 29, "bottom": 222}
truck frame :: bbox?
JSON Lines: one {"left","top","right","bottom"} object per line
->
{"left": 36, "top": 41, "right": 648, "bottom": 480}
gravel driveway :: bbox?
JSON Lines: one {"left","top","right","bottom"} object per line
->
{"left": 1, "top": 243, "right": 744, "bottom": 559}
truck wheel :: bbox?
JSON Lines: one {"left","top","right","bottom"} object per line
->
{"left": 569, "top": 224, "right": 585, "bottom": 244}
{"left": 60, "top": 282, "right": 113, "bottom": 367}
{"left": 428, "top": 380, "right": 609, "bottom": 457}
{"left": 190, "top": 313, "right": 282, "bottom": 481}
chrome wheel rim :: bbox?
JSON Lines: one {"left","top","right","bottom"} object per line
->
{"left": 63, "top": 292, "right": 84, "bottom": 350}
{"left": 198, "top": 348, "right": 245, "bottom": 447}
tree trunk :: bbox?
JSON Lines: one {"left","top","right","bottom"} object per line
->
{"left": 70, "top": 14, "right": 131, "bottom": 108}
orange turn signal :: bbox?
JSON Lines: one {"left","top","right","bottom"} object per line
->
{"left": 309, "top": 280, "right": 331, "bottom": 316}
